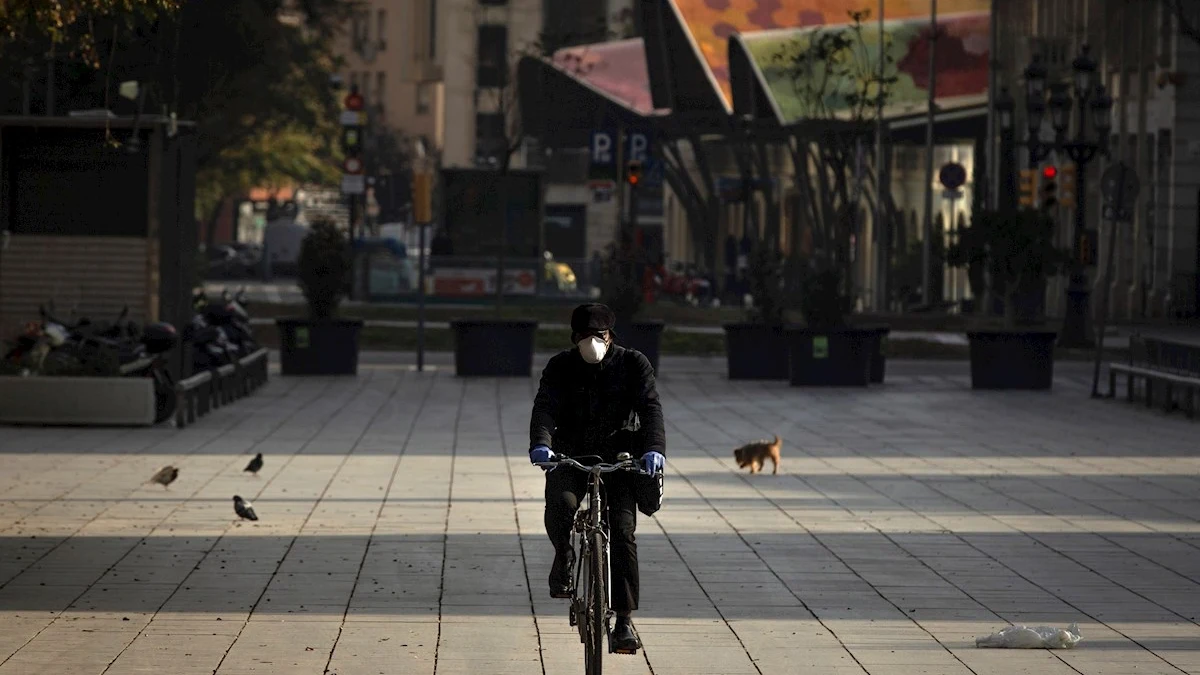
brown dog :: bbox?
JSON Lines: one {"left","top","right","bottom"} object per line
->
{"left": 733, "top": 435, "right": 782, "bottom": 475}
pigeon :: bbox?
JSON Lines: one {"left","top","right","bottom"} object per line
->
{"left": 243, "top": 453, "right": 264, "bottom": 476}
{"left": 149, "top": 466, "right": 179, "bottom": 489}
{"left": 233, "top": 495, "right": 258, "bottom": 521}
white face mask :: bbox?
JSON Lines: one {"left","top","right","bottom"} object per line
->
{"left": 578, "top": 336, "right": 608, "bottom": 364}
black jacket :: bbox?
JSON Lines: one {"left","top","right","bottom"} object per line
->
{"left": 529, "top": 344, "right": 666, "bottom": 459}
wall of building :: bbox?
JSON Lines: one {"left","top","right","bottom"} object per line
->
{"left": 993, "top": 0, "right": 1200, "bottom": 320}
{"left": 335, "top": 0, "right": 443, "bottom": 150}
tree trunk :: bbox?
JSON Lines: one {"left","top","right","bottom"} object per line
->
{"left": 1003, "top": 284, "right": 1018, "bottom": 329}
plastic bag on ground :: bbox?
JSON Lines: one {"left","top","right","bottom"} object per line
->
{"left": 975, "top": 623, "right": 1082, "bottom": 649}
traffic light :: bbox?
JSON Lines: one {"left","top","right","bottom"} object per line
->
{"left": 1040, "top": 165, "right": 1058, "bottom": 210}
{"left": 1058, "top": 163, "right": 1077, "bottom": 209}
{"left": 625, "top": 160, "right": 643, "bottom": 187}
{"left": 1018, "top": 168, "right": 1038, "bottom": 207}
{"left": 341, "top": 126, "right": 362, "bottom": 155}
{"left": 341, "top": 85, "right": 365, "bottom": 160}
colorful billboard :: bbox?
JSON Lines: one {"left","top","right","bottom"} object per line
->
{"left": 742, "top": 11, "right": 990, "bottom": 123}
{"left": 670, "top": 0, "right": 991, "bottom": 106}
{"left": 551, "top": 38, "right": 661, "bottom": 115}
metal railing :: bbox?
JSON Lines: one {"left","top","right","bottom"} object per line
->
{"left": 174, "top": 348, "right": 269, "bottom": 428}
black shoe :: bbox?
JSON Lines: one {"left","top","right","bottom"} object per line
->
{"left": 549, "top": 548, "right": 574, "bottom": 599}
{"left": 611, "top": 616, "right": 641, "bottom": 654}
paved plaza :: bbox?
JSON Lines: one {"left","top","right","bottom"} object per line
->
{"left": 1, "top": 357, "right": 1199, "bottom": 675}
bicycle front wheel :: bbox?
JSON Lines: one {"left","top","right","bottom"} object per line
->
{"left": 586, "top": 530, "right": 607, "bottom": 675}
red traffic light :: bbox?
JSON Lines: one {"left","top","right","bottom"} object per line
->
{"left": 626, "top": 160, "right": 642, "bottom": 186}
{"left": 1042, "top": 165, "right": 1058, "bottom": 180}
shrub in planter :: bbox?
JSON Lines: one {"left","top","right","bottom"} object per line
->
{"left": 788, "top": 267, "right": 874, "bottom": 386}
{"left": 948, "top": 209, "right": 1069, "bottom": 390}
{"left": 725, "top": 241, "right": 789, "bottom": 380}
{"left": 277, "top": 218, "right": 363, "bottom": 376}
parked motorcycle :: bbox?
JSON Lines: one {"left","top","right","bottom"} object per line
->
{"left": 3, "top": 303, "right": 180, "bottom": 423}
{"left": 186, "top": 287, "right": 258, "bottom": 374}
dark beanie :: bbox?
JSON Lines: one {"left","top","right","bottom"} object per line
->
{"left": 570, "top": 303, "right": 616, "bottom": 334}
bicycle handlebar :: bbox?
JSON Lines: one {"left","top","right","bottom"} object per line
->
{"left": 535, "top": 456, "right": 655, "bottom": 476}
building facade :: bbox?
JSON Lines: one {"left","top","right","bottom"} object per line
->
{"left": 994, "top": 0, "right": 1200, "bottom": 319}
{"left": 335, "top": 0, "right": 634, "bottom": 269}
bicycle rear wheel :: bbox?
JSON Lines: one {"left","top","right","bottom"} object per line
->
{"left": 586, "top": 530, "right": 607, "bottom": 675}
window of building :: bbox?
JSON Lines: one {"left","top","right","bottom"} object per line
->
{"left": 479, "top": 0, "right": 508, "bottom": 5}
{"left": 375, "top": 72, "right": 386, "bottom": 111}
{"left": 351, "top": 11, "right": 367, "bottom": 46}
{"left": 416, "top": 82, "right": 433, "bottom": 115}
{"left": 359, "top": 71, "right": 370, "bottom": 100}
{"left": 1159, "top": 2, "right": 1174, "bottom": 67}
{"left": 542, "top": 0, "right": 607, "bottom": 49}
{"left": 376, "top": 9, "right": 387, "bottom": 51}
{"left": 476, "top": 24, "right": 508, "bottom": 88}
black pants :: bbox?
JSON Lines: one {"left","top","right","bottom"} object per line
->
{"left": 545, "top": 466, "right": 639, "bottom": 613}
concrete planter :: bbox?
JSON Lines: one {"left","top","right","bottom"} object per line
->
{"left": 276, "top": 318, "right": 364, "bottom": 376}
{"left": 615, "top": 320, "right": 665, "bottom": 374}
{"left": 451, "top": 319, "right": 538, "bottom": 377}
{"left": 785, "top": 327, "right": 874, "bottom": 387}
{"left": 723, "top": 323, "right": 789, "bottom": 380}
{"left": 967, "top": 330, "right": 1057, "bottom": 390}
{"left": 0, "top": 376, "right": 156, "bottom": 426}
{"left": 859, "top": 325, "right": 892, "bottom": 384}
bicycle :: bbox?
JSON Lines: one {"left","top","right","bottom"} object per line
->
{"left": 537, "top": 452, "right": 650, "bottom": 675}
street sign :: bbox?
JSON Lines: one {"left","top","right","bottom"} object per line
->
{"left": 1101, "top": 161, "right": 1140, "bottom": 222}
{"left": 339, "top": 110, "right": 364, "bottom": 126}
{"left": 942, "top": 189, "right": 964, "bottom": 200}
{"left": 341, "top": 174, "right": 365, "bottom": 195}
{"left": 343, "top": 157, "right": 363, "bottom": 174}
{"left": 588, "top": 179, "right": 615, "bottom": 203}
{"left": 626, "top": 131, "right": 651, "bottom": 163}
{"left": 588, "top": 130, "right": 656, "bottom": 182}
{"left": 938, "top": 162, "right": 967, "bottom": 190}
{"left": 344, "top": 91, "right": 364, "bottom": 112}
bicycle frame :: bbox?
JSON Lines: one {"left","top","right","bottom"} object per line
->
{"left": 537, "top": 454, "right": 645, "bottom": 671}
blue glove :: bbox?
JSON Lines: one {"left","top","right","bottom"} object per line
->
{"left": 530, "top": 445, "right": 556, "bottom": 470}
{"left": 641, "top": 451, "right": 665, "bottom": 475}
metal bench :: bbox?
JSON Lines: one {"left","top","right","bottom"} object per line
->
{"left": 175, "top": 348, "right": 269, "bottom": 428}
{"left": 1108, "top": 335, "right": 1200, "bottom": 419}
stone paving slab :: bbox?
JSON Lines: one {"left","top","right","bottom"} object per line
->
{"left": 0, "top": 362, "right": 1198, "bottom": 674}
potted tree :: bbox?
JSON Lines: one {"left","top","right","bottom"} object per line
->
{"left": 947, "top": 208, "right": 1068, "bottom": 390}
{"left": 601, "top": 247, "right": 663, "bottom": 373}
{"left": 276, "top": 218, "right": 363, "bottom": 376}
{"left": 787, "top": 264, "right": 875, "bottom": 387}
{"left": 767, "top": 12, "right": 893, "bottom": 387}
{"left": 447, "top": 173, "right": 541, "bottom": 378}
{"left": 724, "top": 241, "right": 789, "bottom": 379}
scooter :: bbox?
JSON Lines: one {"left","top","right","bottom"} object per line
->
{"left": 192, "top": 289, "right": 257, "bottom": 358}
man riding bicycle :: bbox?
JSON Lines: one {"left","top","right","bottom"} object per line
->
{"left": 529, "top": 302, "right": 666, "bottom": 655}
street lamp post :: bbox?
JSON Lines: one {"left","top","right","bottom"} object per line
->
{"left": 995, "top": 86, "right": 1016, "bottom": 215}
{"left": 1015, "top": 47, "right": 1113, "bottom": 347}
